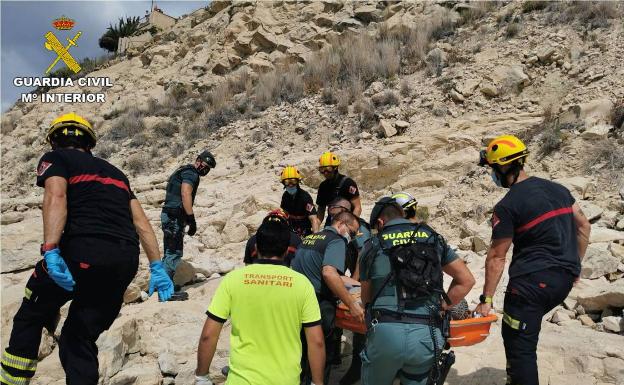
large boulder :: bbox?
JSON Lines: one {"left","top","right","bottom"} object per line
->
{"left": 575, "top": 279, "right": 624, "bottom": 312}
{"left": 581, "top": 243, "right": 619, "bottom": 279}
{"left": 1, "top": 217, "right": 42, "bottom": 273}
{"left": 484, "top": 64, "right": 530, "bottom": 96}
{"left": 602, "top": 316, "right": 623, "bottom": 333}
{"left": 354, "top": 5, "right": 382, "bottom": 23}
{"left": 554, "top": 177, "right": 595, "bottom": 199}
{"left": 558, "top": 98, "right": 614, "bottom": 127}
{"left": 590, "top": 227, "right": 624, "bottom": 243}
{"left": 173, "top": 260, "right": 196, "bottom": 286}
{"left": 578, "top": 201, "right": 603, "bottom": 222}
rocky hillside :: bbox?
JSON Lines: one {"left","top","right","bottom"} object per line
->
{"left": 1, "top": 1, "right": 624, "bottom": 384}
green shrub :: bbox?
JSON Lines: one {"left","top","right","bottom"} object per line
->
{"left": 505, "top": 22, "right": 521, "bottom": 38}
{"left": 125, "top": 153, "right": 149, "bottom": 175}
{"left": 111, "top": 108, "right": 145, "bottom": 141}
{"left": 153, "top": 120, "right": 178, "bottom": 137}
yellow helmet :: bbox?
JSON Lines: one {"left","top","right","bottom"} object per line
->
{"left": 280, "top": 166, "right": 302, "bottom": 182}
{"left": 481, "top": 135, "right": 528, "bottom": 166}
{"left": 47, "top": 112, "right": 97, "bottom": 148}
{"left": 319, "top": 151, "right": 340, "bottom": 167}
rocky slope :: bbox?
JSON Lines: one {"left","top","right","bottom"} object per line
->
{"left": 1, "top": 1, "right": 624, "bottom": 384}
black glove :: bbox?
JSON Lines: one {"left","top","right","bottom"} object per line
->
{"left": 186, "top": 214, "right": 197, "bottom": 236}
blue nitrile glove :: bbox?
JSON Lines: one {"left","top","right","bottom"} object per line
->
{"left": 44, "top": 248, "right": 75, "bottom": 291}
{"left": 149, "top": 261, "right": 174, "bottom": 302}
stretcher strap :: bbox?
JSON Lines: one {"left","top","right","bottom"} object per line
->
{"left": 1, "top": 351, "right": 36, "bottom": 372}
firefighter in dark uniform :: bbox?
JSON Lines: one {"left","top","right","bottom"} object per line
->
{"left": 243, "top": 209, "right": 302, "bottom": 266}
{"left": 0, "top": 113, "right": 174, "bottom": 385}
{"left": 316, "top": 152, "right": 362, "bottom": 225}
{"left": 279, "top": 166, "right": 320, "bottom": 237}
{"left": 475, "top": 135, "right": 591, "bottom": 385}
{"left": 161, "top": 150, "right": 216, "bottom": 278}
{"left": 291, "top": 212, "right": 365, "bottom": 385}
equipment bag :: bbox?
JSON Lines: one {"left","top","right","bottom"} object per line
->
{"left": 379, "top": 224, "right": 449, "bottom": 311}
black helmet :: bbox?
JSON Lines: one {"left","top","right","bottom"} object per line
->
{"left": 369, "top": 196, "right": 400, "bottom": 226}
{"left": 198, "top": 150, "right": 216, "bottom": 168}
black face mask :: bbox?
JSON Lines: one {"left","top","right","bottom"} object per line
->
{"left": 493, "top": 162, "right": 521, "bottom": 188}
{"left": 197, "top": 165, "right": 211, "bottom": 176}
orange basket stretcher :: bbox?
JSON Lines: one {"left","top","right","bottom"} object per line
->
{"left": 447, "top": 314, "right": 498, "bottom": 347}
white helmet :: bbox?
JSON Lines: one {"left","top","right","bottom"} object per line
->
{"left": 391, "top": 192, "right": 417, "bottom": 210}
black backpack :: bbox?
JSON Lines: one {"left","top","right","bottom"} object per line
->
{"left": 370, "top": 224, "right": 450, "bottom": 311}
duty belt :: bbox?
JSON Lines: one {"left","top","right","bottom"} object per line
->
{"left": 163, "top": 207, "right": 183, "bottom": 215}
{"left": 371, "top": 309, "right": 440, "bottom": 326}
{"left": 288, "top": 214, "right": 308, "bottom": 220}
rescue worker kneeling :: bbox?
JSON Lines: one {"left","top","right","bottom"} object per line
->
{"left": 359, "top": 198, "right": 475, "bottom": 385}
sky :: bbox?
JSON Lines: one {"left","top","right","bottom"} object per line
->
{"left": 1, "top": 1, "right": 207, "bottom": 112}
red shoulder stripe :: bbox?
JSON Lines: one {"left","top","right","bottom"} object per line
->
{"left": 515, "top": 207, "right": 573, "bottom": 233}
{"left": 68, "top": 174, "right": 129, "bottom": 192}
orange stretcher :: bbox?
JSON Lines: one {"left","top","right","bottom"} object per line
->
{"left": 336, "top": 290, "right": 498, "bottom": 346}
{"left": 447, "top": 314, "right": 498, "bottom": 347}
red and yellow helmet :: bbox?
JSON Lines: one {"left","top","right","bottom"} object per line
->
{"left": 319, "top": 151, "right": 340, "bottom": 167}
{"left": 481, "top": 135, "right": 528, "bottom": 166}
{"left": 280, "top": 166, "right": 302, "bottom": 183}
{"left": 47, "top": 112, "right": 97, "bottom": 148}
{"left": 264, "top": 208, "right": 289, "bottom": 225}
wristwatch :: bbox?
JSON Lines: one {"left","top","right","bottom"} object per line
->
{"left": 40, "top": 243, "right": 58, "bottom": 256}
{"left": 479, "top": 294, "right": 493, "bottom": 305}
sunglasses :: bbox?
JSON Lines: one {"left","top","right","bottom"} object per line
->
{"left": 318, "top": 166, "right": 334, "bottom": 173}
{"left": 283, "top": 178, "right": 299, "bottom": 185}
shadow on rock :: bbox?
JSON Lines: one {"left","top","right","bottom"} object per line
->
{"left": 445, "top": 366, "right": 507, "bottom": 385}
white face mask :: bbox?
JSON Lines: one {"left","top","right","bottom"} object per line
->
{"left": 340, "top": 224, "right": 353, "bottom": 243}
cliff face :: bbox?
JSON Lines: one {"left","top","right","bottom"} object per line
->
{"left": 1, "top": 1, "right": 623, "bottom": 384}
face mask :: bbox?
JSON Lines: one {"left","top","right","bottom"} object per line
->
{"left": 490, "top": 170, "right": 503, "bottom": 187}
{"left": 342, "top": 231, "right": 352, "bottom": 243}
{"left": 285, "top": 186, "right": 297, "bottom": 195}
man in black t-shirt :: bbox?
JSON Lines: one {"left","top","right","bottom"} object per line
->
{"left": 1, "top": 113, "right": 174, "bottom": 385}
{"left": 475, "top": 135, "right": 591, "bottom": 385}
{"left": 279, "top": 166, "right": 320, "bottom": 237}
{"left": 243, "top": 209, "right": 302, "bottom": 266}
{"left": 316, "top": 151, "right": 361, "bottom": 225}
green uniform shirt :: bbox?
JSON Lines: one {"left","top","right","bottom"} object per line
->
{"left": 291, "top": 227, "right": 347, "bottom": 295}
{"left": 207, "top": 261, "right": 321, "bottom": 385}
{"left": 360, "top": 218, "right": 458, "bottom": 316}
{"left": 163, "top": 165, "right": 200, "bottom": 209}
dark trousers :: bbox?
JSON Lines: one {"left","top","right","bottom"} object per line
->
{"left": 161, "top": 208, "right": 185, "bottom": 278}
{"left": 1, "top": 237, "right": 138, "bottom": 385}
{"left": 301, "top": 299, "right": 336, "bottom": 385}
{"left": 502, "top": 268, "right": 575, "bottom": 385}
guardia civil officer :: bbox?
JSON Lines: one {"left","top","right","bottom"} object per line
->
{"left": 0, "top": 113, "right": 174, "bottom": 385}
{"left": 322, "top": 198, "right": 371, "bottom": 384}
{"left": 475, "top": 135, "right": 591, "bottom": 385}
{"left": 161, "top": 150, "right": 216, "bottom": 279}
{"left": 359, "top": 198, "right": 475, "bottom": 385}
{"left": 316, "top": 152, "right": 362, "bottom": 224}
{"left": 292, "top": 212, "right": 365, "bottom": 385}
